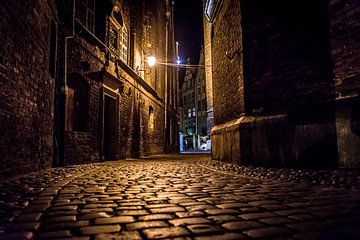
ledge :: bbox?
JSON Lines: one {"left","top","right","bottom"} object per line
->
{"left": 116, "top": 60, "right": 161, "bottom": 101}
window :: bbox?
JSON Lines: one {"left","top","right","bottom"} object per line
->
{"left": 188, "top": 109, "right": 191, "bottom": 118}
{"left": 67, "top": 75, "right": 89, "bottom": 132}
{"left": 109, "top": 5, "right": 128, "bottom": 64}
{"left": 112, "top": 6, "right": 123, "bottom": 28}
{"left": 192, "top": 108, "right": 196, "bottom": 117}
{"left": 78, "top": 0, "right": 95, "bottom": 32}
{"left": 119, "top": 26, "right": 128, "bottom": 63}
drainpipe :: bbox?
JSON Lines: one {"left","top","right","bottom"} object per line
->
{"left": 63, "top": 0, "right": 76, "bottom": 158}
{"left": 164, "top": 7, "right": 169, "bottom": 153}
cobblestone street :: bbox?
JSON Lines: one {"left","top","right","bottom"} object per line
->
{"left": 1, "top": 154, "right": 360, "bottom": 240}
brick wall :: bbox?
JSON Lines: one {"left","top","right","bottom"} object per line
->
{"left": 329, "top": 0, "right": 360, "bottom": 167}
{"left": 211, "top": 0, "right": 245, "bottom": 125}
{"left": 329, "top": 0, "right": 360, "bottom": 99}
{"left": 241, "top": 0, "right": 333, "bottom": 114}
{"left": 115, "top": 77, "right": 165, "bottom": 158}
{"left": 203, "top": 5, "right": 214, "bottom": 135}
{"left": 0, "top": 1, "right": 55, "bottom": 175}
{"left": 64, "top": 37, "right": 104, "bottom": 164}
{"left": 208, "top": 0, "right": 342, "bottom": 168}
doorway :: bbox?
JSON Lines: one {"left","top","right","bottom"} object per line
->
{"left": 103, "top": 94, "right": 118, "bottom": 160}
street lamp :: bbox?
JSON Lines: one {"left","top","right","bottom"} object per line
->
{"left": 136, "top": 55, "right": 156, "bottom": 75}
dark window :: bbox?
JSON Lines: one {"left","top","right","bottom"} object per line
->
{"left": 113, "top": 10, "right": 123, "bottom": 26}
{"left": 49, "top": 21, "right": 57, "bottom": 78}
{"left": 67, "top": 76, "right": 89, "bottom": 132}
{"left": 78, "top": 0, "right": 95, "bottom": 32}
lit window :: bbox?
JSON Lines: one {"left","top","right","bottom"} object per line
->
{"left": 119, "top": 27, "right": 128, "bottom": 63}
{"left": 78, "top": 0, "right": 95, "bottom": 32}
{"left": 192, "top": 108, "right": 196, "bottom": 117}
{"left": 109, "top": 5, "right": 128, "bottom": 64}
{"left": 188, "top": 109, "right": 191, "bottom": 117}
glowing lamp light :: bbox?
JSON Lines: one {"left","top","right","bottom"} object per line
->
{"left": 147, "top": 56, "right": 156, "bottom": 67}
{"left": 176, "top": 56, "right": 181, "bottom": 65}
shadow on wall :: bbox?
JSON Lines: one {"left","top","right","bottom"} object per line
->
{"left": 297, "top": 136, "right": 338, "bottom": 169}
{"left": 291, "top": 103, "right": 338, "bottom": 169}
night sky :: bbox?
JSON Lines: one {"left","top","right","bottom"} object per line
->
{"left": 174, "top": 0, "right": 204, "bottom": 65}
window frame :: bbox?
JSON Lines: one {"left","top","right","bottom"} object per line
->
{"left": 78, "top": 0, "right": 95, "bottom": 33}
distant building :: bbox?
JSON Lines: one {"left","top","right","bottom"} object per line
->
{"left": 204, "top": 0, "right": 360, "bottom": 167}
{"left": 195, "top": 48, "right": 208, "bottom": 149}
{"left": 182, "top": 59, "right": 196, "bottom": 150}
{"left": 181, "top": 51, "right": 208, "bottom": 151}
{"left": 0, "top": 0, "right": 179, "bottom": 175}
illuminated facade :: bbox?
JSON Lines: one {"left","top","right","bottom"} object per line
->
{"left": 59, "top": 0, "right": 180, "bottom": 164}
{"left": 0, "top": 0, "right": 179, "bottom": 174}
{"left": 181, "top": 51, "right": 208, "bottom": 151}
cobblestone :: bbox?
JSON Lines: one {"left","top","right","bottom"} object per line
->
{"left": 0, "top": 154, "right": 360, "bottom": 239}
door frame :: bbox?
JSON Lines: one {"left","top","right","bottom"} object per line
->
{"left": 102, "top": 87, "right": 119, "bottom": 160}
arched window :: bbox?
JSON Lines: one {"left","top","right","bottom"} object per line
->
{"left": 109, "top": 5, "right": 128, "bottom": 64}
{"left": 111, "top": 5, "right": 123, "bottom": 28}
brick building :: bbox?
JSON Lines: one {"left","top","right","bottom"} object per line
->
{"left": 0, "top": 1, "right": 57, "bottom": 175}
{"left": 181, "top": 50, "right": 208, "bottom": 151}
{"left": 204, "top": 0, "right": 360, "bottom": 168}
{"left": 0, "top": 0, "right": 179, "bottom": 175}
{"left": 194, "top": 48, "right": 208, "bottom": 149}
{"left": 181, "top": 59, "right": 196, "bottom": 150}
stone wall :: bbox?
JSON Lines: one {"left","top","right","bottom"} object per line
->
{"left": 203, "top": 5, "right": 214, "bottom": 136}
{"left": 211, "top": 0, "right": 245, "bottom": 125}
{"left": 241, "top": 0, "right": 333, "bottom": 114}
{"left": 63, "top": 37, "right": 104, "bottom": 165}
{"left": 0, "top": 1, "right": 56, "bottom": 175}
{"left": 207, "top": 0, "right": 360, "bottom": 168}
{"left": 329, "top": 0, "right": 360, "bottom": 167}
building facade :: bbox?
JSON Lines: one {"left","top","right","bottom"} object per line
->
{"left": 0, "top": 0, "right": 179, "bottom": 176}
{"left": 194, "top": 48, "right": 208, "bottom": 149}
{"left": 181, "top": 53, "right": 208, "bottom": 151}
{"left": 181, "top": 59, "right": 196, "bottom": 150}
{"left": 204, "top": 0, "right": 360, "bottom": 167}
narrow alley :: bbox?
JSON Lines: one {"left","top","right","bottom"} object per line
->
{"left": 1, "top": 154, "right": 360, "bottom": 239}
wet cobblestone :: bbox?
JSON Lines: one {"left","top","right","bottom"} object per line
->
{"left": 0, "top": 154, "right": 359, "bottom": 239}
